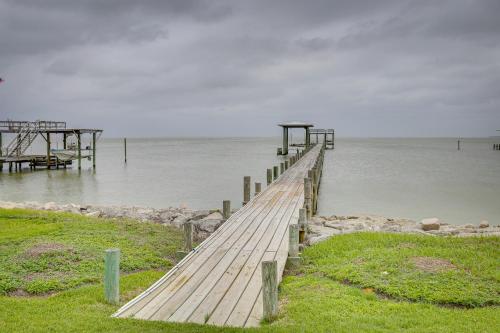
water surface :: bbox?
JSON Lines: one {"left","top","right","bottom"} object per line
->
{"left": 1, "top": 137, "right": 499, "bottom": 225}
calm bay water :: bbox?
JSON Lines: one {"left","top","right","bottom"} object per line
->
{"left": 1, "top": 137, "right": 499, "bottom": 225}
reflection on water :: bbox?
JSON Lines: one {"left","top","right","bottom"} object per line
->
{"left": 1, "top": 137, "right": 499, "bottom": 225}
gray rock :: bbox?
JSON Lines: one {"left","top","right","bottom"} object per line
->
{"left": 85, "top": 211, "right": 101, "bottom": 218}
{"left": 172, "top": 214, "right": 189, "bottom": 228}
{"left": 308, "top": 234, "right": 332, "bottom": 245}
{"left": 479, "top": 221, "right": 489, "bottom": 228}
{"left": 421, "top": 218, "right": 440, "bottom": 231}
{"left": 324, "top": 222, "right": 344, "bottom": 230}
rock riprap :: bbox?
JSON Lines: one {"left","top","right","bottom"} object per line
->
{"left": 1, "top": 201, "right": 498, "bottom": 245}
{"left": 0, "top": 201, "right": 226, "bottom": 241}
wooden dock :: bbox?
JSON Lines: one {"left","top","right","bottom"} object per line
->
{"left": 113, "top": 144, "right": 324, "bottom": 327}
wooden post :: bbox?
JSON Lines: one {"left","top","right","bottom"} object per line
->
{"left": 304, "top": 178, "right": 312, "bottom": 220}
{"left": 223, "top": 200, "right": 231, "bottom": 220}
{"left": 457, "top": 138, "right": 461, "bottom": 151}
{"left": 46, "top": 132, "right": 51, "bottom": 169}
{"left": 262, "top": 260, "right": 278, "bottom": 321}
{"left": 282, "top": 127, "right": 288, "bottom": 155}
{"left": 77, "top": 133, "right": 81, "bottom": 170}
{"left": 298, "top": 208, "right": 307, "bottom": 244}
{"left": 63, "top": 133, "right": 67, "bottom": 149}
{"left": 255, "top": 182, "right": 261, "bottom": 196}
{"left": 287, "top": 224, "right": 300, "bottom": 268}
{"left": 273, "top": 166, "right": 278, "bottom": 180}
{"left": 289, "top": 225, "right": 300, "bottom": 255}
{"left": 308, "top": 169, "right": 317, "bottom": 215}
{"left": 280, "top": 162, "right": 284, "bottom": 175}
{"left": 92, "top": 132, "right": 96, "bottom": 169}
{"left": 183, "top": 222, "right": 193, "bottom": 252}
{"left": 284, "top": 160, "right": 289, "bottom": 170}
{"left": 267, "top": 168, "right": 272, "bottom": 185}
{"left": 124, "top": 138, "right": 127, "bottom": 163}
{"left": 243, "top": 176, "right": 251, "bottom": 205}
{"left": 104, "top": 248, "right": 120, "bottom": 305}
{"left": 0, "top": 132, "right": 3, "bottom": 171}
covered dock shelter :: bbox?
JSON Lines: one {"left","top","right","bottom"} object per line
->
{"left": 278, "top": 122, "right": 314, "bottom": 155}
{"left": 0, "top": 120, "right": 102, "bottom": 172}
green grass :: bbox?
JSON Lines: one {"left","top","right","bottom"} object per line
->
{"left": 302, "top": 233, "right": 500, "bottom": 307}
{"left": 0, "top": 208, "right": 498, "bottom": 332}
{"left": 0, "top": 208, "right": 182, "bottom": 295}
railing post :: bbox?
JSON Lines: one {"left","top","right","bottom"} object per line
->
{"left": 223, "top": 200, "right": 231, "bottom": 220}
{"left": 243, "top": 176, "right": 251, "bottom": 205}
{"left": 183, "top": 222, "right": 193, "bottom": 252}
{"left": 104, "top": 248, "right": 120, "bottom": 305}
{"left": 267, "top": 168, "right": 272, "bottom": 185}
{"left": 304, "top": 177, "right": 312, "bottom": 220}
{"left": 284, "top": 160, "right": 289, "bottom": 170}
{"left": 298, "top": 208, "right": 307, "bottom": 244}
{"left": 255, "top": 182, "right": 261, "bottom": 196}
{"left": 262, "top": 260, "right": 278, "bottom": 321}
{"left": 273, "top": 166, "right": 279, "bottom": 181}
{"left": 280, "top": 162, "right": 284, "bottom": 175}
{"left": 287, "top": 224, "right": 300, "bottom": 268}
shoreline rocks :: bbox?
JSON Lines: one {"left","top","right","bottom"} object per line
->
{"left": 0, "top": 200, "right": 227, "bottom": 242}
{"left": 307, "top": 215, "right": 499, "bottom": 245}
{"left": 1, "top": 201, "right": 498, "bottom": 244}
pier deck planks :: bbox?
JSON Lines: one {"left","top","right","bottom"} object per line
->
{"left": 114, "top": 145, "right": 322, "bottom": 327}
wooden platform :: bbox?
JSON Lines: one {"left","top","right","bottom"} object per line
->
{"left": 113, "top": 145, "right": 322, "bottom": 327}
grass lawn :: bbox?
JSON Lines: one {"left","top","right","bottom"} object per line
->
{"left": 0, "top": 208, "right": 498, "bottom": 332}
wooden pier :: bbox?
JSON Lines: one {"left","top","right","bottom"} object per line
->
{"left": 0, "top": 120, "right": 102, "bottom": 172}
{"left": 114, "top": 143, "right": 325, "bottom": 327}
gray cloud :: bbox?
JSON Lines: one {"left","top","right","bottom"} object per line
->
{"left": 0, "top": 0, "right": 499, "bottom": 137}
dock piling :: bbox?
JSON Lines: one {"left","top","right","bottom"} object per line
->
{"left": 243, "top": 176, "right": 251, "bottom": 205}
{"left": 273, "top": 166, "right": 278, "bottom": 180}
{"left": 255, "top": 182, "right": 261, "bottom": 196}
{"left": 92, "top": 132, "right": 96, "bottom": 169}
{"left": 223, "top": 200, "right": 231, "bottom": 220}
{"left": 104, "top": 248, "right": 120, "bottom": 305}
{"left": 77, "top": 132, "right": 81, "bottom": 170}
{"left": 46, "top": 133, "right": 51, "bottom": 169}
{"left": 267, "top": 168, "right": 272, "bottom": 185}
{"left": 124, "top": 138, "right": 127, "bottom": 163}
{"left": 262, "top": 260, "right": 278, "bottom": 321}
{"left": 298, "top": 208, "right": 307, "bottom": 244}
{"left": 287, "top": 224, "right": 300, "bottom": 268}
{"left": 304, "top": 177, "right": 312, "bottom": 220}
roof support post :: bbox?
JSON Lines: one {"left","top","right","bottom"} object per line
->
{"left": 282, "top": 127, "right": 288, "bottom": 155}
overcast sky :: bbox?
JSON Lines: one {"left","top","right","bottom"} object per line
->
{"left": 0, "top": 0, "right": 499, "bottom": 137}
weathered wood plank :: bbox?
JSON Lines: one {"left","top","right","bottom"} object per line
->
{"left": 114, "top": 145, "right": 323, "bottom": 327}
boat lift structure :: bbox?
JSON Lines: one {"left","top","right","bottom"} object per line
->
{"left": 0, "top": 120, "right": 102, "bottom": 172}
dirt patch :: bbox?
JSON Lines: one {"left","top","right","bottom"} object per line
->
{"left": 24, "top": 271, "right": 70, "bottom": 282}
{"left": 353, "top": 257, "right": 365, "bottom": 265}
{"left": 411, "top": 256, "right": 456, "bottom": 273}
{"left": 398, "top": 242, "right": 417, "bottom": 249}
{"left": 23, "top": 243, "right": 74, "bottom": 258}
{"left": 8, "top": 289, "right": 30, "bottom": 297}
